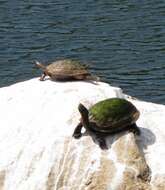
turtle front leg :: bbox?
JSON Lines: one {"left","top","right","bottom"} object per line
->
{"left": 39, "top": 72, "right": 46, "bottom": 81}
{"left": 73, "top": 122, "right": 83, "bottom": 139}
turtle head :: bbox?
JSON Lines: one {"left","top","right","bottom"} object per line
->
{"left": 78, "top": 103, "right": 89, "bottom": 128}
{"left": 34, "top": 60, "right": 46, "bottom": 71}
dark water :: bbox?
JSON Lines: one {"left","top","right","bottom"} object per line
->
{"left": 0, "top": 0, "right": 165, "bottom": 104}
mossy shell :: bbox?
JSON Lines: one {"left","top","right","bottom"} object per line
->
{"left": 88, "top": 98, "right": 140, "bottom": 133}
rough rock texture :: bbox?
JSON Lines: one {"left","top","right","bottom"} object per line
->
{"left": 0, "top": 78, "right": 164, "bottom": 190}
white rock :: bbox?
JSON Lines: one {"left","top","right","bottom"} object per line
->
{"left": 0, "top": 78, "right": 164, "bottom": 190}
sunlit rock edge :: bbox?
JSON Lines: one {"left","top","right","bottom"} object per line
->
{"left": 0, "top": 78, "right": 164, "bottom": 190}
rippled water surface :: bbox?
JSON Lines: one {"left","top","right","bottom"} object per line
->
{"left": 0, "top": 0, "right": 165, "bottom": 104}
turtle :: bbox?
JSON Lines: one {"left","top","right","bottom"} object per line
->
{"left": 73, "top": 98, "right": 140, "bottom": 149}
{"left": 35, "top": 59, "right": 99, "bottom": 81}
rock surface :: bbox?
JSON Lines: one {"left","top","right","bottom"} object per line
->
{"left": 0, "top": 78, "right": 165, "bottom": 190}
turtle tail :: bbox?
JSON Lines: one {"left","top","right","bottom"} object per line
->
{"left": 86, "top": 74, "right": 100, "bottom": 81}
{"left": 35, "top": 60, "right": 46, "bottom": 71}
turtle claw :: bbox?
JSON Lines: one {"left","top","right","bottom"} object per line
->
{"left": 134, "top": 128, "right": 141, "bottom": 136}
{"left": 129, "top": 124, "right": 141, "bottom": 136}
{"left": 95, "top": 135, "right": 108, "bottom": 150}
{"left": 39, "top": 77, "right": 44, "bottom": 81}
{"left": 73, "top": 132, "right": 82, "bottom": 139}
{"left": 99, "top": 141, "right": 108, "bottom": 150}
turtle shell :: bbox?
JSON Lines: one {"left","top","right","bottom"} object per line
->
{"left": 88, "top": 98, "right": 140, "bottom": 133}
{"left": 45, "top": 59, "right": 89, "bottom": 79}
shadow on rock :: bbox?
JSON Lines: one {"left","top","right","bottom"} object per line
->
{"left": 80, "top": 125, "right": 156, "bottom": 151}
{"left": 81, "top": 128, "right": 134, "bottom": 150}
{"left": 49, "top": 78, "right": 100, "bottom": 85}
{"left": 136, "top": 127, "right": 156, "bottom": 151}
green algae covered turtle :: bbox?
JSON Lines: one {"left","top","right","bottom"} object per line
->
{"left": 35, "top": 59, "right": 99, "bottom": 81}
{"left": 73, "top": 98, "right": 140, "bottom": 149}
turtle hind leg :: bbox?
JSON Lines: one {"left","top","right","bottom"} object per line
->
{"left": 95, "top": 133, "right": 108, "bottom": 150}
{"left": 86, "top": 74, "right": 100, "bottom": 82}
{"left": 72, "top": 122, "right": 83, "bottom": 139}
{"left": 129, "top": 123, "right": 141, "bottom": 136}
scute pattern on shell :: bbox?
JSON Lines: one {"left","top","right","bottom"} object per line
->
{"left": 46, "top": 59, "right": 88, "bottom": 76}
{"left": 88, "top": 98, "right": 139, "bottom": 131}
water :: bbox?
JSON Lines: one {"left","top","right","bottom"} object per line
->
{"left": 0, "top": 0, "right": 165, "bottom": 104}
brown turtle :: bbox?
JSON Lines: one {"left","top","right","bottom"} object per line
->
{"left": 35, "top": 59, "right": 99, "bottom": 81}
